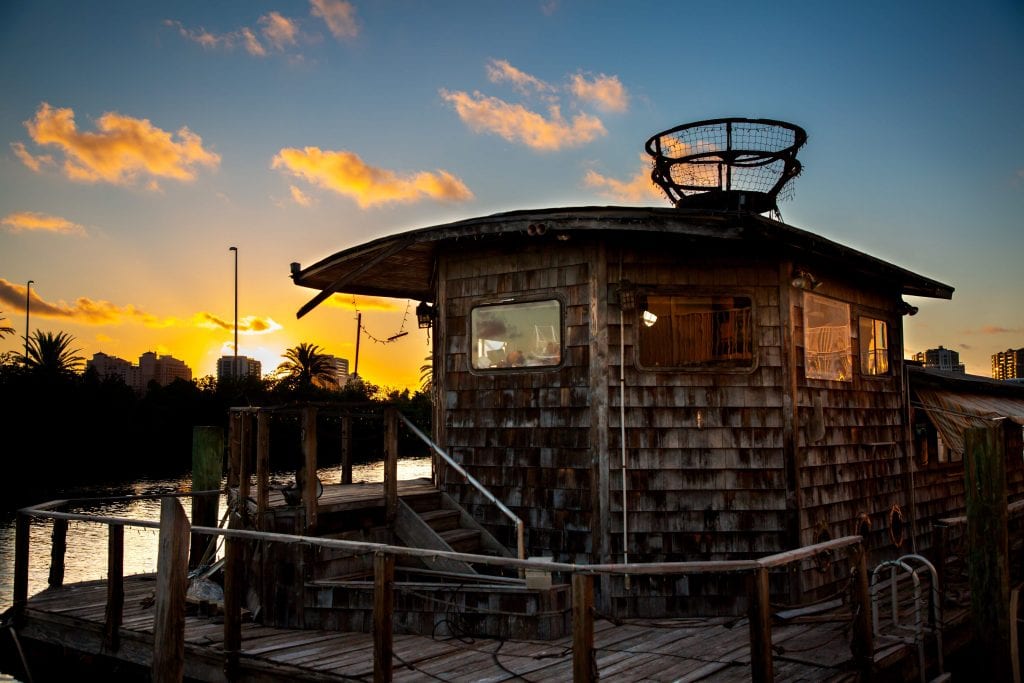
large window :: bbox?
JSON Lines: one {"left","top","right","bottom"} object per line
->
{"left": 859, "top": 316, "right": 890, "bottom": 376}
{"left": 470, "top": 299, "right": 562, "bottom": 370}
{"left": 803, "top": 293, "right": 851, "bottom": 381}
{"left": 637, "top": 294, "right": 754, "bottom": 369}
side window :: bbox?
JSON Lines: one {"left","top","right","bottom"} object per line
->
{"left": 637, "top": 294, "right": 754, "bottom": 369}
{"left": 859, "top": 317, "right": 890, "bottom": 376}
{"left": 803, "top": 293, "right": 852, "bottom": 381}
{"left": 470, "top": 299, "right": 561, "bottom": 370}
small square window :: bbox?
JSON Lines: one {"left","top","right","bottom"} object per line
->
{"left": 470, "top": 299, "right": 561, "bottom": 370}
{"left": 859, "top": 317, "right": 889, "bottom": 376}
{"left": 803, "top": 293, "right": 852, "bottom": 381}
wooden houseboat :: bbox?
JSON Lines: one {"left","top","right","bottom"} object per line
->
{"left": 287, "top": 118, "right": 1022, "bottom": 619}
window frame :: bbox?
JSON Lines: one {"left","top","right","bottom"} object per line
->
{"left": 633, "top": 288, "right": 759, "bottom": 373}
{"left": 802, "top": 292, "right": 853, "bottom": 383}
{"left": 857, "top": 314, "right": 891, "bottom": 377}
{"left": 467, "top": 294, "right": 566, "bottom": 374}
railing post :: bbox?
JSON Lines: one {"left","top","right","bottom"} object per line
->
{"left": 302, "top": 406, "right": 319, "bottom": 533}
{"left": 104, "top": 523, "right": 124, "bottom": 651}
{"left": 572, "top": 573, "right": 597, "bottom": 683}
{"left": 383, "top": 406, "right": 398, "bottom": 524}
{"left": 748, "top": 566, "right": 774, "bottom": 683}
{"left": 341, "top": 414, "right": 353, "bottom": 485}
{"left": 373, "top": 551, "right": 395, "bottom": 683}
{"left": 256, "top": 410, "right": 270, "bottom": 528}
{"left": 223, "top": 529, "right": 242, "bottom": 680}
{"left": 13, "top": 511, "right": 30, "bottom": 627}
{"left": 153, "top": 498, "right": 190, "bottom": 683}
{"left": 48, "top": 513, "right": 68, "bottom": 588}
{"left": 850, "top": 542, "right": 874, "bottom": 681}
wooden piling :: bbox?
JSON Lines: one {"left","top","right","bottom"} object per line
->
{"left": 256, "top": 410, "right": 270, "bottom": 527}
{"left": 850, "top": 541, "right": 874, "bottom": 681}
{"left": 748, "top": 566, "right": 773, "bottom": 683}
{"left": 964, "top": 421, "right": 1013, "bottom": 682}
{"left": 302, "top": 406, "right": 318, "bottom": 533}
{"left": 341, "top": 414, "right": 353, "bottom": 485}
{"left": 572, "top": 573, "right": 597, "bottom": 683}
{"left": 384, "top": 406, "right": 398, "bottom": 524}
{"left": 48, "top": 515, "right": 68, "bottom": 588}
{"left": 153, "top": 498, "right": 190, "bottom": 683}
{"left": 373, "top": 551, "right": 395, "bottom": 683}
{"left": 190, "top": 426, "right": 224, "bottom": 569}
{"left": 223, "top": 527, "right": 242, "bottom": 680}
{"left": 104, "top": 523, "right": 124, "bottom": 651}
{"left": 13, "top": 511, "right": 30, "bottom": 627}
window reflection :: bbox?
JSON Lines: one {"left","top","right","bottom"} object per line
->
{"left": 471, "top": 300, "right": 562, "bottom": 370}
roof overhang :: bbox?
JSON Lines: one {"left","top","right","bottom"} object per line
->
{"left": 291, "top": 206, "right": 955, "bottom": 318}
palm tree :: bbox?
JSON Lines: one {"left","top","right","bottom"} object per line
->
{"left": 0, "top": 313, "right": 15, "bottom": 339}
{"left": 419, "top": 356, "right": 432, "bottom": 394}
{"left": 276, "top": 342, "right": 334, "bottom": 391}
{"left": 22, "top": 330, "right": 84, "bottom": 376}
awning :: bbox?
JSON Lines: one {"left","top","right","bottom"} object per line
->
{"left": 912, "top": 387, "right": 1024, "bottom": 455}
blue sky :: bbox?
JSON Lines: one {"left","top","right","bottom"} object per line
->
{"left": 1, "top": 1, "right": 1021, "bottom": 385}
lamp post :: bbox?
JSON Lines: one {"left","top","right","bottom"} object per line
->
{"left": 24, "top": 279, "right": 34, "bottom": 361}
{"left": 229, "top": 247, "right": 238, "bottom": 379}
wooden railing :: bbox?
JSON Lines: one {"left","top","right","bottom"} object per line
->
{"left": 12, "top": 493, "right": 873, "bottom": 683}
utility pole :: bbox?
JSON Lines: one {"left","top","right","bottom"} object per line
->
{"left": 24, "top": 280, "right": 33, "bottom": 360}
{"left": 229, "top": 247, "right": 238, "bottom": 378}
{"left": 353, "top": 312, "right": 361, "bottom": 380}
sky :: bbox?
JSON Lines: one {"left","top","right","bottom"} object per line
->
{"left": 1, "top": 1, "right": 1022, "bottom": 388}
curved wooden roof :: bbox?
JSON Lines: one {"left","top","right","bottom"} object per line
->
{"left": 291, "top": 206, "right": 954, "bottom": 318}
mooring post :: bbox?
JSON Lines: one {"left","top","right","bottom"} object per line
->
{"left": 964, "top": 421, "right": 1014, "bottom": 682}
{"left": 48, "top": 512, "right": 68, "bottom": 588}
{"left": 238, "top": 412, "right": 251, "bottom": 519}
{"left": 13, "top": 511, "right": 30, "bottom": 627}
{"left": 256, "top": 410, "right": 270, "bottom": 528}
{"left": 223, "top": 526, "right": 242, "bottom": 680}
{"left": 153, "top": 498, "right": 190, "bottom": 683}
{"left": 341, "top": 414, "right": 353, "bottom": 485}
{"left": 384, "top": 406, "right": 398, "bottom": 524}
{"left": 227, "top": 410, "right": 241, "bottom": 489}
{"left": 302, "top": 406, "right": 318, "bottom": 533}
{"left": 373, "top": 551, "right": 395, "bottom": 683}
{"left": 748, "top": 566, "right": 774, "bottom": 683}
{"left": 104, "top": 523, "right": 124, "bottom": 651}
{"left": 571, "top": 573, "right": 597, "bottom": 682}
{"left": 190, "top": 426, "right": 224, "bottom": 569}
{"left": 850, "top": 541, "right": 874, "bottom": 681}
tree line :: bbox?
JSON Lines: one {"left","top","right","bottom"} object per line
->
{"left": 0, "top": 320, "right": 432, "bottom": 505}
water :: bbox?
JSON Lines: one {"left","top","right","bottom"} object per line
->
{"left": 0, "top": 457, "right": 432, "bottom": 615}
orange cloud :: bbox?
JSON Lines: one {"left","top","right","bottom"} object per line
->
{"left": 20, "top": 103, "right": 220, "bottom": 188}
{"left": 325, "top": 294, "right": 403, "bottom": 312}
{"left": 440, "top": 90, "right": 605, "bottom": 151}
{"left": 271, "top": 146, "right": 473, "bottom": 208}
{"left": 2, "top": 211, "right": 86, "bottom": 236}
{"left": 194, "top": 312, "right": 283, "bottom": 335}
{"left": 240, "top": 27, "right": 267, "bottom": 56}
{"left": 259, "top": 12, "right": 299, "bottom": 50}
{"left": 0, "top": 279, "right": 175, "bottom": 327}
{"left": 10, "top": 142, "right": 53, "bottom": 172}
{"left": 569, "top": 73, "right": 629, "bottom": 113}
{"left": 583, "top": 155, "right": 663, "bottom": 203}
{"left": 289, "top": 185, "right": 314, "bottom": 207}
{"left": 310, "top": 0, "right": 359, "bottom": 40}
{"left": 486, "top": 59, "right": 555, "bottom": 96}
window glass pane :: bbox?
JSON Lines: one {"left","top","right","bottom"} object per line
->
{"left": 638, "top": 294, "right": 754, "bottom": 368}
{"left": 803, "top": 293, "right": 852, "bottom": 381}
{"left": 859, "top": 317, "right": 889, "bottom": 376}
{"left": 471, "top": 300, "right": 561, "bottom": 370}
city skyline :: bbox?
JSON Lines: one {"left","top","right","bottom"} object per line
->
{"left": 1, "top": 2, "right": 1022, "bottom": 386}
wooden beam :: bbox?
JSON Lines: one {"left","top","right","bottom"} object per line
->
{"left": 223, "top": 529, "right": 242, "bottom": 680}
{"left": 190, "top": 426, "right": 223, "bottom": 569}
{"left": 384, "top": 406, "right": 398, "bottom": 525}
{"left": 965, "top": 421, "right": 1013, "bottom": 682}
{"left": 48, "top": 515, "right": 68, "bottom": 588}
{"left": 256, "top": 410, "right": 270, "bottom": 527}
{"left": 152, "top": 498, "right": 190, "bottom": 683}
{"left": 227, "top": 411, "right": 241, "bottom": 489}
{"left": 747, "top": 566, "right": 773, "bottom": 683}
{"left": 302, "top": 406, "right": 319, "bottom": 533}
{"left": 572, "top": 573, "right": 597, "bottom": 683}
{"left": 849, "top": 541, "right": 874, "bottom": 681}
{"left": 104, "top": 523, "right": 124, "bottom": 652}
{"left": 589, "top": 243, "right": 611, "bottom": 607}
{"left": 373, "top": 551, "right": 395, "bottom": 683}
{"left": 778, "top": 261, "right": 803, "bottom": 604}
{"left": 238, "top": 413, "right": 250, "bottom": 521}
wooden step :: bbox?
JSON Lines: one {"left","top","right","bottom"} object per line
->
{"left": 401, "top": 491, "right": 444, "bottom": 513}
{"left": 418, "top": 508, "right": 461, "bottom": 532}
{"left": 440, "top": 528, "right": 482, "bottom": 553}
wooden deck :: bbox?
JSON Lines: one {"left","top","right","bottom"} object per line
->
{"left": 13, "top": 574, "right": 870, "bottom": 682}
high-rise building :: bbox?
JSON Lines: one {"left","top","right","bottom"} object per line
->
{"left": 217, "top": 355, "right": 262, "bottom": 382}
{"left": 87, "top": 351, "right": 192, "bottom": 393}
{"left": 320, "top": 355, "right": 350, "bottom": 389}
{"left": 911, "top": 346, "right": 965, "bottom": 373}
{"left": 992, "top": 348, "right": 1024, "bottom": 380}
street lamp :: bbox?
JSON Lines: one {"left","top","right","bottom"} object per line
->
{"left": 229, "top": 247, "right": 238, "bottom": 379}
{"left": 24, "top": 279, "right": 34, "bottom": 360}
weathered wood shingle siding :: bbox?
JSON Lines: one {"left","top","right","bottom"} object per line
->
{"left": 439, "top": 241, "right": 596, "bottom": 563}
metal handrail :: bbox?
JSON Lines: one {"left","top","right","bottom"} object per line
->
{"left": 396, "top": 412, "right": 526, "bottom": 561}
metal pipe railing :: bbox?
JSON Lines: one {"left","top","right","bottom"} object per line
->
{"left": 395, "top": 411, "right": 526, "bottom": 560}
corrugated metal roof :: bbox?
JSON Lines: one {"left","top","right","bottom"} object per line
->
{"left": 912, "top": 386, "right": 1024, "bottom": 455}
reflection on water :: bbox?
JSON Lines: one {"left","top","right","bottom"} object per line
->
{"left": 0, "top": 458, "right": 432, "bottom": 614}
